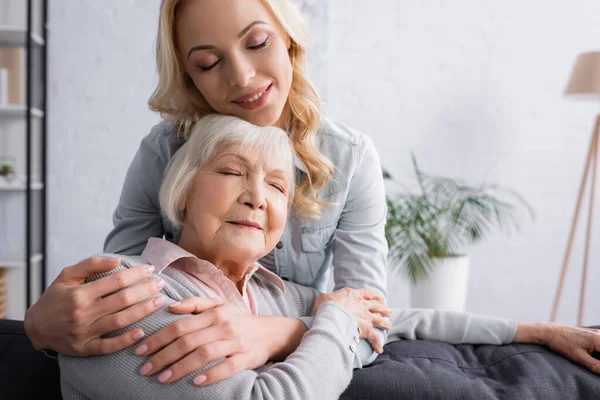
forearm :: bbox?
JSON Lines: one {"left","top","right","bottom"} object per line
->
{"left": 387, "top": 308, "right": 518, "bottom": 345}
{"left": 60, "top": 302, "right": 358, "bottom": 400}
{"left": 267, "top": 316, "right": 308, "bottom": 361}
{"left": 513, "top": 322, "right": 548, "bottom": 345}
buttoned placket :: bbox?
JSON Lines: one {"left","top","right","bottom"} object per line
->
{"left": 275, "top": 229, "right": 288, "bottom": 281}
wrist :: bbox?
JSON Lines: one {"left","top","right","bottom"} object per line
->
{"left": 265, "top": 316, "right": 307, "bottom": 361}
{"left": 514, "top": 322, "right": 549, "bottom": 345}
{"left": 24, "top": 305, "right": 45, "bottom": 350}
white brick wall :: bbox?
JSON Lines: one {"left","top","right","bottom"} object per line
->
{"left": 47, "top": 0, "right": 600, "bottom": 325}
{"left": 326, "top": 0, "right": 600, "bottom": 325}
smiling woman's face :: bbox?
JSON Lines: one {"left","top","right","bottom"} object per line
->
{"left": 180, "top": 144, "right": 290, "bottom": 266}
{"left": 175, "top": 0, "right": 293, "bottom": 128}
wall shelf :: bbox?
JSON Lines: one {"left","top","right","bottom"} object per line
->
{"left": 0, "top": 104, "right": 44, "bottom": 118}
{"left": 0, "top": 25, "right": 45, "bottom": 47}
{"left": 0, "top": 180, "right": 43, "bottom": 191}
{"left": 0, "top": 253, "right": 43, "bottom": 269}
{"left": 0, "top": 1, "right": 48, "bottom": 319}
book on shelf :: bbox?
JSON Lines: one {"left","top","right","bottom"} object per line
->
{"left": 0, "top": 47, "right": 24, "bottom": 105}
{"left": 0, "top": 67, "right": 7, "bottom": 104}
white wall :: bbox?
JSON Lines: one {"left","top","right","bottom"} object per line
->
{"left": 47, "top": 0, "right": 600, "bottom": 326}
{"left": 326, "top": 0, "right": 600, "bottom": 325}
{"left": 47, "top": 0, "right": 161, "bottom": 280}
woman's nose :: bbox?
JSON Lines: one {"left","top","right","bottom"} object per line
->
{"left": 240, "top": 180, "right": 267, "bottom": 210}
{"left": 227, "top": 53, "right": 255, "bottom": 88}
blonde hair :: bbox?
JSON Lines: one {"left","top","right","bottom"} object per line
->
{"left": 160, "top": 114, "right": 295, "bottom": 228}
{"left": 149, "top": 0, "right": 334, "bottom": 219}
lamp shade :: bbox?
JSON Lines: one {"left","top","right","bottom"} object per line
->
{"left": 565, "top": 52, "right": 600, "bottom": 99}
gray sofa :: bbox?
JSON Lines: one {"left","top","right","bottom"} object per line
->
{"left": 1, "top": 319, "right": 599, "bottom": 399}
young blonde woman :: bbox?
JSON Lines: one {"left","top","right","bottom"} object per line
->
{"left": 25, "top": 0, "right": 600, "bottom": 389}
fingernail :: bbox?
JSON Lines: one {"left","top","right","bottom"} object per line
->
{"left": 139, "top": 362, "right": 152, "bottom": 375}
{"left": 169, "top": 301, "right": 181, "bottom": 307}
{"left": 158, "top": 369, "right": 172, "bottom": 383}
{"left": 131, "top": 330, "right": 145, "bottom": 341}
{"left": 103, "top": 256, "right": 120, "bottom": 262}
{"left": 156, "top": 279, "right": 165, "bottom": 289}
{"left": 194, "top": 374, "right": 207, "bottom": 386}
{"left": 136, "top": 344, "right": 148, "bottom": 356}
{"left": 153, "top": 296, "right": 164, "bottom": 307}
{"left": 146, "top": 265, "right": 155, "bottom": 274}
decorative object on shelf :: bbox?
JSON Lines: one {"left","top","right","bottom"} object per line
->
{"left": 0, "top": 67, "right": 7, "bottom": 104}
{"left": 550, "top": 51, "right": 600, "bottom": 326}
{"left": 0, "top": 155, "right": 15, "bottom": 181}
{"left": 0, "top": 47, "right": 24, "bottom": 104}
{"left": 384, "top": 155, "right": 534, "bottom": 311}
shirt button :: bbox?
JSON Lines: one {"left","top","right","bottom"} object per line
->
{"left": 276, "top": 241, "right": 284, "bottom": 249}
{"left": 353, "top": 336, "right": 360, "bottom": 343}
{"left": 349, "top": 344, "right": 356, "bottom": 353}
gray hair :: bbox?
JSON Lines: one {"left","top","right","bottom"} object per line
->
{"left": 160, "top": 114, "right": 295, "bottom": 228}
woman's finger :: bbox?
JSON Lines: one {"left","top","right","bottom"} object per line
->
{"left": 194, "top": 353, "right": 250, "bottom": 386}
{"left": 62, "top": 256, "right": 122, "bottom": 283}
{"left": 365, "top": 300, "right": 391, "bottom": 317}
{"left": 139, "top": 325, "right": 225, "bottom": 377}
{"left": 168, "top": 297, "right": 225, "bottom": 315}
{"left": 358, "top": 288, "right": 385, "bottom": 303}
{"left": 136, "top": 308, "right": 219, "bottom": 356}
{"left": 84, "top": 327, "right": 147, "bottom": 355}
{"left": 364, "top": 323, "right": 383, "bottom": 354}
{"left": 85, "top": 263, "right": 157, "bottom": 299}
{"left": 92, "top": 278, "right": 165, "bottom": 317}
{"left": 575, "top": 350, "right": 600, "bottom": 375}
{"left": 91, "top": 295, "right": 164, "bottom": 339}
{"left": 159, "top": 340, "right": 244, "bottom": 384}
{"left": 370, "top": 312, "right": 391, "bottom": 331}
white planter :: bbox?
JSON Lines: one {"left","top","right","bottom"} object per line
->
{"left": 409, "top": 256, "right": 470, "bottom": 312}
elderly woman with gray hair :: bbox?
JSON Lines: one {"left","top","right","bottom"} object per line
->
{"left": 59, "top": 115, "right": 600, "bottom": 400}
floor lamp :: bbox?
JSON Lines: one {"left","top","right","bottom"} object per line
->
{"left": 551, "top": 52, "right": 600, "bottom": 326}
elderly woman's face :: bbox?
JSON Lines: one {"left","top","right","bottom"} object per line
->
{"left": 183, "top": 145, "right": 290, "bottom": 264}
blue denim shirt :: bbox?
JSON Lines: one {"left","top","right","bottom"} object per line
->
{"left": 103, "top": 117, "right": 389, "bottom": 367}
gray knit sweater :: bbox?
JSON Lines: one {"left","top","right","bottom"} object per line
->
{"left": 59, "top": 255, "right": 517, "bottom": 400}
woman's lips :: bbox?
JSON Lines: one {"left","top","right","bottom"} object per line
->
{"left": 227, "top": 220, "right": 263, "bottom": 231}
{"left": 231, "top": 84, "right": 272, "bottom": 111}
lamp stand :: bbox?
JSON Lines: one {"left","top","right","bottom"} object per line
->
{"left": 550, "top": 113, "right": 600, "bottom": 326}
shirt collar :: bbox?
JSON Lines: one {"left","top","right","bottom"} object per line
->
{"left": 141, "top": 237, "right": 286, "bottom": 292}
{"left": 293, "top": 154, "right": 307, "bottom": 173}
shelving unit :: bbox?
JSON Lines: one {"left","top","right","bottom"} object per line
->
{"left": 0, "top": 0, "right": 47, "bottom": 319}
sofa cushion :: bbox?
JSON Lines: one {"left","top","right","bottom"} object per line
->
{"left": 342, "top": 329, "right": 600, "bottom": 400}
{"left": 0, "top": 319, "right": 62, "bottom": 399}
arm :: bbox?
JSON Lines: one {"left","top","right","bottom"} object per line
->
{"left": 284, "top": 281, "right": 388, "bottom": 369}
{"left": 60, "top": 300, "right": 359, "bottom": 400}
{"left": 388, "top": 308, "right": 517, "bottom": 345}
{"left": 331, "top": 134, "right": 389, "bottom": 366}
{"left": 103, "top": 123, "right": 173, "bottom": 255}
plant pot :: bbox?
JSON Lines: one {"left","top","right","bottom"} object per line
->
{"left": 409, "top": 255, "right": 470, "bottom": 311}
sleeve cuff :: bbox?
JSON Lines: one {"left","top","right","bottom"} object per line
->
{"left": 297, "top": 316, "right": 314, "bottom": 330}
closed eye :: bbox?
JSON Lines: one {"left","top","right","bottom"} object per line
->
{"left": 269, "top": 183, "right": 286, "bottom": 194}
{"left": 198, "top": 60, "right": 220, "bottom": 72}
{"left": 221, "top": 170, "right": 242, "bottom": 176}
{"left": 247, "top": 37, "right": 271, "bottom": 51}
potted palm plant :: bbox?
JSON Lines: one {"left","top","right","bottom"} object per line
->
{"left": 384, "top": 155, "right": 534, "bottom": 311}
